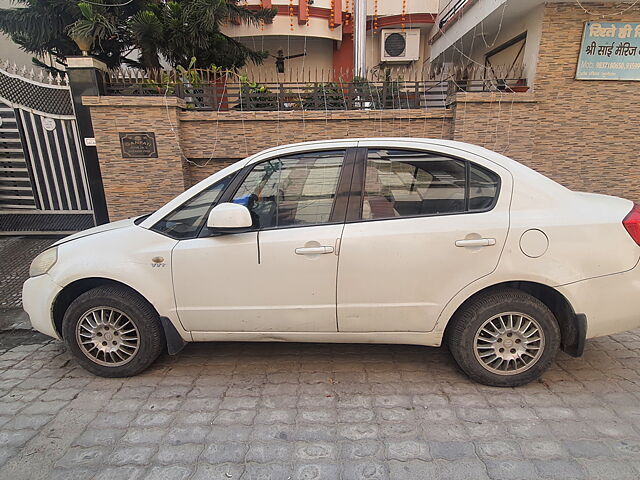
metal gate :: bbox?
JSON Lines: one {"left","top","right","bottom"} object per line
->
{"left": 0, "top": 63, "right": 95, "bottom": 234}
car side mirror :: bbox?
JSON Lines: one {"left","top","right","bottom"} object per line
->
{"left": 206, "top": 203, "right": 253, "bottom": 233}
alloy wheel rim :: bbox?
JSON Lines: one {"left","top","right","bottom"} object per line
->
{"left": 75, "top": 307, "right": 140, "bottom": 367}
{"left": 473, "top": 312, "right": 545, "bottom": 375}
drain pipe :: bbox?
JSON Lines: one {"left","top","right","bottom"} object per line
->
{"left": 354, "top": 0, "right": 367, "bottom": 78}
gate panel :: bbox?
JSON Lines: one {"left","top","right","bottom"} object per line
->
{"left": 18, "top": 110, "right": 92, "bottom": 211}
{"left": 0, "top": 62, "right": 97, "bottom": 233}
{"left": 0, "top": 101, "right": 36, "bottom": 210}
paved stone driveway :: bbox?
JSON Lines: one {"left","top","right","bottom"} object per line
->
{"left": 2, "top": 330, "right": 640, "bottom": 480}
{"left": 0, "top": 237, "right": 57, "bottom": 309}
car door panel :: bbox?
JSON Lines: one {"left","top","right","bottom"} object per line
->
{"left": 172, "top": 148, "right": 353, "bottom": 333}
{"left": 254, "top": 224, "right": 344, "bottom": 332}
{"left": 172, "top": 232, "right": 260, "bottom": 331}
{"left": 337, "top": 212, "right": 509, "bottom": 332}
{"left": 337, "top": 146, "right": 512, "bottom": 333}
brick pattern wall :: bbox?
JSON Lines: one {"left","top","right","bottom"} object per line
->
{"left": 88, "top": 3, "right": 640, "bottom": 222}
{"left": 185, "top": 159, "right": 237, "bottom": 187}
{"left": 532, "top": 3, "right": 640, "bottom": 201}
{"left": 181, "top": 110, "right": 453, "bottom": 187}
{"left": 452, "top": 92, "right": 539, "bottom": 166}
{"left": 451, "top": 3, "right": 640, "bottom": 203}
{"left": 86, "top": 102, "right": 453, "bottom": 219}
{"left": 179, "top": 110, "right": 454, "bottom": 159}
{"left": 84, "top": 97, "right": 188, "bottom": 220}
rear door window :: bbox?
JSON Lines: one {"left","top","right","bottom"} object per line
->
{"left": 362, "top": 149, "right": 500, "bottom": 219}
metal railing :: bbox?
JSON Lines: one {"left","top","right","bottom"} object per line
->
{"left": 105, "top": 66, "right": 528, "bottom": 111}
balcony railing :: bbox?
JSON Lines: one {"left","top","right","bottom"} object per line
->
{"left": 438, "top": 0, "right": 472, "bottom": 28}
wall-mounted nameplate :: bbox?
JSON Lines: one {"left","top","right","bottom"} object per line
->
{"left": 119, "top": 132, "right": 158, "bottom": 158}
{"left": 577, "top": 22, "right": 640, "bottom": 81}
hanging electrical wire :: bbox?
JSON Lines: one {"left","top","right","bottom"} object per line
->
{"left": 575, "top": 0, "right": 640, "bottom": 18}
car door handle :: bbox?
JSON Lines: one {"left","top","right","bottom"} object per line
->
{"left": 455, "top": 238, "right": 496, "bottom": 247}
{"left": 295, "top": 246, "right": 334, "bottom": 255}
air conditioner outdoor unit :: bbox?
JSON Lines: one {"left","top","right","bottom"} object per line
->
{"left": 380, "top": 29, "right": 420, "bottom": 63}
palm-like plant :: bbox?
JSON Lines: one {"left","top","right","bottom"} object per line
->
{"left": 0, "top": 0, "right": 141, "bottom": 70}
{"left": 67, "top": 2, "right": 117, "bottom": 54}
{"left": 128, "top": 0, "right": 277, "bottom": 70}
{"left": 0, "top": 0, "right": 276, "bottom": 72}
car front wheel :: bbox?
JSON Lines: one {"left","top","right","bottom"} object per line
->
{"left": 447, "top": 288, "right": 560, "bottom": 387}
{"left": 62, "top": 285, "right": 164, "bottom": 377}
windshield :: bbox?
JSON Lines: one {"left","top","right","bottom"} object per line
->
{"left": 151, "top": 173, "right": 236, "bottom": 239}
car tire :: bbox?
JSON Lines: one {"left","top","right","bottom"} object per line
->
{"left": 447, "top": 288, "right": 560, "bottom": 387}
{"left": 61, "top": 285, "right": 164, "bottom": 377}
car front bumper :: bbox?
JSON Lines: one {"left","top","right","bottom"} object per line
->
{"left": 558, "top": 260, "right": 640, "bottom": 339}
{"left": 22, "top": 273, "right": 62, "bottom": 339}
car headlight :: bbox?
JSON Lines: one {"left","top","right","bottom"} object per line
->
{"left": 29, "top": 247, "right": 58, "bottom": 277}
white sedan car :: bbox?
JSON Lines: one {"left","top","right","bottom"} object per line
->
{"left": 23, "top": 139, "right": 640, "bottom": 386}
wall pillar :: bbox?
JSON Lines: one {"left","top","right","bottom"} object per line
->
{"left": 66, "top": 56, "right": 110, "bottom": 224}
{"left": 333, "top": 33, "right": 355, "bottom": 81}
{"left": 82, "top": 96, "right": 188, "bottom": 221}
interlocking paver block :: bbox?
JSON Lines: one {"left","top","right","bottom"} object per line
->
{"left": 165, "top": 425, "right": 209, "bottom": 445}
{"left": 430, "top": 441, "right": 477, "bottom": 460}
{"left": 201, "top": 442, "right": 248, "bottom": 463}
{"left": 143, "top": 465, "right": 193, "bottom": 480}
{"left": 2, "top": 326, "right": 640, "bottom": 478}
{"left": 155, "top": 443, "right": 204, "bottom": 464}
{"left": 94, "top": 466, "right": 146, "bottom": 480}
{"left": 534, "top": 458, "right": 587, "bottom": 479}
{"left": 484, "top": 459, "right": 538, "bottom": 480}
{"left": 342, "top": 461, "right": 389, "bottom": 480}
{"left": 191, "top": 463, "right": 244, "bottom": 480}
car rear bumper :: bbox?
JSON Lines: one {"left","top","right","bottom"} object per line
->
{"left": 22, "top": 274, "right": 61, "bottom": 339}
{"left": 557, "top": 261, "right": 640, "bottom": 339}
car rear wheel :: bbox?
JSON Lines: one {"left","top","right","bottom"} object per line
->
{"left": 62, "top": 285, "right": 164, "bottom": 377}
{"left": 447, "top": 288, "right": 560, "bottom": 387}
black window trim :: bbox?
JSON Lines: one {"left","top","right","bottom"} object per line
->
{"left": 196, "top": 147, "right": 358, "bottom": 237}
{"left": 347, "top": 146, "right": 502, "bottom": 225}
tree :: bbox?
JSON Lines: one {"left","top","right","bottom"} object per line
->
{"left": 128, "top": 0, "right": 277, "bottom": 70}
{"left": 0, "top": 0, "right": 277, "bottom": 72}
{"left": 0, "top": 0, "right": 142, "bottom": 70}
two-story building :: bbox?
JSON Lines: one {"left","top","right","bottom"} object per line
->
{"left": 223, "top": 0, "right": 440, "bottom": 79}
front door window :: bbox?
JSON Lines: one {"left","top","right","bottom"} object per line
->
{"left": 232, "top": 150, "right": 344, "bottom": 229}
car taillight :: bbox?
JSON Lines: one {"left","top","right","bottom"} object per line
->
{"left": 623, "top": 203, "right": 640, "bottom": 246}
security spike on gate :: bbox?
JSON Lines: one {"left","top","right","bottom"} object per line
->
{"left": 28, "top": 68, "right": 35, "bottom": 80}
{"left": 20, "top": 65, "right": 27, "bottom": 77}
{"left": 38, "top": 70, "right": 45, "bottom": 83}
{"left": 47, "top": 72, "right": 54, "bottom": 84}
{"left": 11, "top": 63, "right": 18, "bottom": 74}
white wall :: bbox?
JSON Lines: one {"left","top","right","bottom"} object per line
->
{"left": 366, "top": 25, "right": 435, "bottom": 72}
{"left": 224, "top": 15, "right": 342, "bottom": 41}
{"left": 431, "top": 0, "right": 545, "bottom": 85}
{"left": 0, "top": 0, "right": 41, "bottom": 68}
{"left": 239, "top": 36, "right": 335, "bottom": 80}
{"left": 467, "top": 4, "right": 544, "bottom": 84}
{"left": 367, "top": 0, "right": 439, "bottom": 16}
